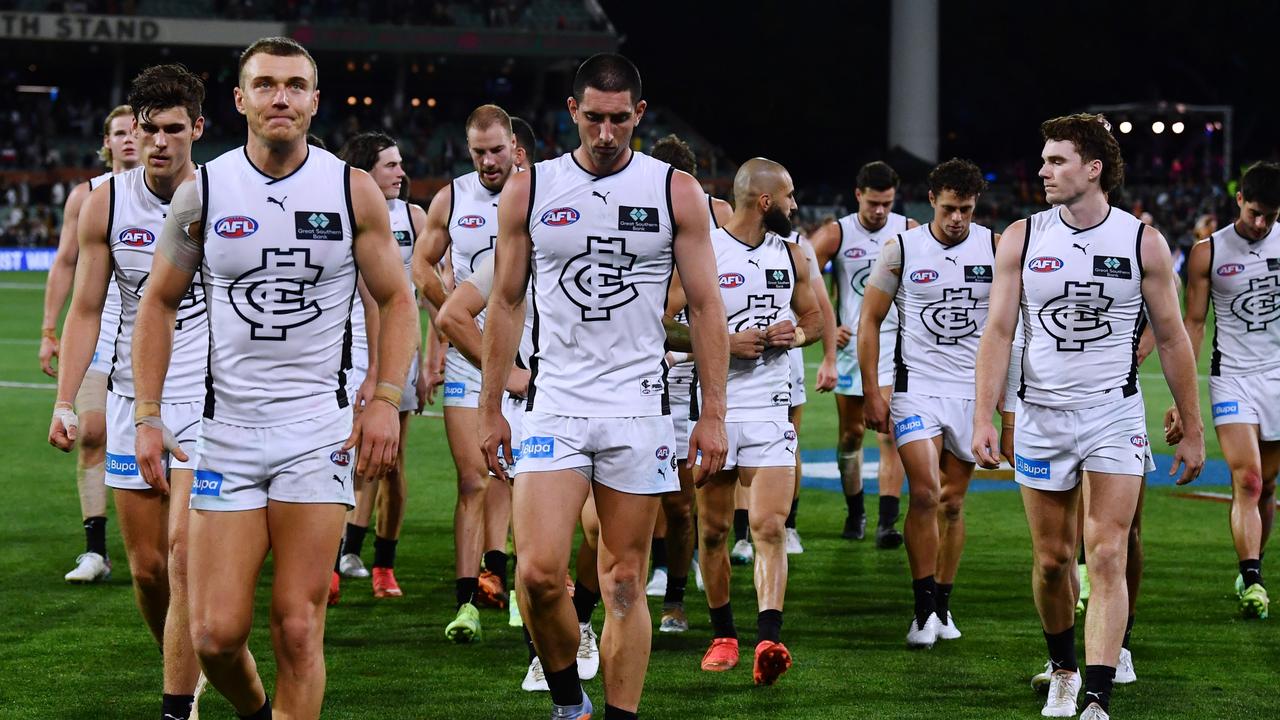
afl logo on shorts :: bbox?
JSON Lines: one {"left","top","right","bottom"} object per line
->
{"left": 119, "top": 227, "right": 155, "bottom": 247}
{"left": 784, "top": 430, "right": 797, "bottom": 441}
{"left": 1028, "top": 256, "right": 1063, "bottom": 273}
{"left": 1129, "top": 434, "right": 1148, "bottom": 448}
{"left": 844, "top": 248, "right": 866, "bottom": 259}
{"left": 719, "top": 273, "right": 745, "bottom": 288}
{"left": 1217, "top": 263, "right": 1246, "bottom": 276}
{"left": 910, "top": 269, "right": 939, "bottom": 284}
{"left": 330, "top": 450, "right": 351, "bottom": 467}
{"left": 540, "top": 207, "right": 580, "bottom": 226}
{"left": 655, "top": 446, "right": 670, "bottom": 461}
{"left": 457, "top": 215, "right": 486, "bottom": 229}
{"left": 214, "top": 216, "right": 258, "bottom": 238}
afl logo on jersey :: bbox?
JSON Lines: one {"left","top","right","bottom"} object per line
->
{"left": 719, "top": 273, "right": 745, "bottom": 288}
{"left": 457, "top": 215, "right": 486, "bottom": 229}
{"left": 119, "top": 228, "right": 155, "bottom": 247}
{"left": 1217, "top": 263, "right": 1246, "bottom": 277}
{"left": 910, "top": 269, "right": 939, "bottom": 284}
{"left": 1028, "top": 256, "right": 1063, "bottom": 273}
{"left": 655, "top": 446, "right": 670, "bottom": 461}
{"left": 540, "top": 207, "right": 580, "bottom": 226}
{"left": 215, "top": 216, "right": 259, "bottom": 238}
{"left": 1129, "top": 434, "right": 1149, "bottom": 448}
{"left": 844, "top": 248, "right": 867, "bottom": 259}
{"left": 329, "top": 450, "right": 351, "bottom": 467}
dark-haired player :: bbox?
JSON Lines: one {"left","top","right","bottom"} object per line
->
{"left": 809, "top": 162, "right": 912, "bottom": 546}
{"left": 973, "top": 114, "right": 1203, "bottom": 720}
{"left": 1179, "top": 160, "right": 1280, "bottom": 620}
{"left": 480, "top": 53, "right": 729, "bottom": 720}
{"left": 511, "top": 116, "right": 537, "bottom": 170}
{"left": 860, "top": 158, "right": 994, "bottom": 648}
{"left": 48, "top": 64, "right": 207, "bottom": 720}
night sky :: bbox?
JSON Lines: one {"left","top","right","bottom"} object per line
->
{"left": 601, "top": 0, "right": 1280, "bottom": 187}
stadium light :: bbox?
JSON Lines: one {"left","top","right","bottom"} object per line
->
{"left": 1118, "top": 121, "right": 1132, "bottom": 134}
{"left": 1172, "top": 121, "right": 1185, "bottom": 134}
{"left": 346, "top": 96, "right": 357, "bottom": 106}
{"left": 427, "top": 97, "right": 438, "bottom": 108}
{"left": 1151, "top": 121, "right": 1165, "bottom": 134}
{"left": 411, "top": 98, "right": 421, "bottom": 107}
{"left": 363, "top": 96, "right": 373, "bottom": 106}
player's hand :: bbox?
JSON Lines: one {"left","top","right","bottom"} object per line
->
{"left": 999, "top": 423, "right": 1015, "bottom": 466}
{"left": 729, "top": 329, "right": 766, "bottom": 359}
{"left": 764, "top": 320, "right": 796, "bottom": 348}
{"left": 346, "top": 400, "right": 399, "bottom": 479}
{"left": 424, "top": 364, "right": 444, "bottom": 406}
{"left": 506, "top": 366, "right": 531, "bottom": 398}
{"left": 1170, "top": 427, "right": 1205, "bottom": 485}
{"left": 48, "top": 402, "right": 79, "bottom": 452}
{"left": 972, "top": 422, "right": 1002, "bottom": 470}
{"left": 479, "top": 406, "right": 514, "bottom": 483}
{"left": 355, "top": 374, "right": 376, "bottom": 414}
{"left": 688, "top": 416, "right": 728, "bottom": 488}
{"left": 863, "top": 391, "right": 890, "bottom": 434}
{"left": 1163, "top": 405, "right": 1183, "bottom": 445}
{"left": 414, "top": 365, "right": 429, "bottom": 414}
{"left": 135, "top": 416, "right": 186, "bottom": 495}
{"left": 815, "top": 357, "right": 837, "bottom": 392}
{"left": 836, "top": 325, "right": 853, "bottom": 349}
{"left": 39, "top": 333, "right": 59, "bottom": 378}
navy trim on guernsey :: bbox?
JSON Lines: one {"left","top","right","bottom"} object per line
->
{"left": 832, "top": 220, "right": 845, "bottom": 320}
{"left": 893, "top": 232, "right": 908, "bottom": 393}
{"left": 1122, "top": 222, "right": 1145, "bottom": 398}
{"left": 199, "top": 166, "right": 217, "bottom": 419}
{"left": 570, "top": 148, "right": 635, "bottom": 181}
{"left": 335, "top": 166, "right": 355, "bottom": 410}
{"left": 524, "top": 165, "right": 540, "bottom": 412}
{"left": 1017, "top": 217, "right": 1032, "bottom": 401}
{"left": 446, "top": 179, "right": 457, "bottom": 228}
{"left": 659, "top": 166, "right": 676, "bottom": 416}
{"left": 1209, "top": 236, "right": 1221, "bottom": 376}
{"left": 405, "top": 201, "right": 417, "bottom": 243}
{"left": 665, "top": 166, "right": 678, "bottom": 237}
{"left": 707, "top": 195, "right": 719, "bottom": 229}
{"left": 689, "top": 367, "right": 700, "bottom": 422}
{"left": 242, "top": 145, "right": 310, "bottom": 185}
{"left": 105, "top": 176, "right": 119, "bottom": 392}
{"left": 1059, "top": 205, "right": 1111, "bottom": 234}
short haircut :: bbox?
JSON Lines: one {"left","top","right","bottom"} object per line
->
{"left": 338, "top": 131, "right": 397, "bottom": 173}
{"left": 572, "top": 53, "right": 642, "bottom": 104}
{"left": 928, "top": 158, "right": 986, "bottom": 199}
{"left": 99, "top": 104, "right": 133, "bottom": 165}
{"left": 238, "top": 36, "right": 318, "bottom": 89}
{"left": 1240, "top": 161, "right": 1280, "bottom": 207}
{"left": 856, "top": 161, "right": 899, "bottom": 192}
{"left": 1040, "top": 113, "right": 1124, "bottom": 193}
{"left": 128, "top": 64, "right": 205, "bottom": 125}
{"left": 650, "top": 134, "right": 696, "bottom": 175}
{"left": 510, "top": 116, "right": 536, "bottom": 156}
{"left": 465, "top": 104, "right": 512, "bottom": 136}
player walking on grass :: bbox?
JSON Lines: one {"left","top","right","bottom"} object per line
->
{"left": 48, "top": 64, "right": 208, "bottom": 720}
{"left": 974, "top": 114, "right": 1203, "bottom": 720}
{"left": 129, "top": 38, "right": 417, "bottom": 719}
{"left": 479, "top": 53, "right": 729, "bottom": 720}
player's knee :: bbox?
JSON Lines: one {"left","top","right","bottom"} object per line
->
{"left": 1261, "top": 476, "right": 1277, "bottom": 501}
{"left": 699, "top": 516, "right": 731, "bottom": 551}
{"left": 518, "top": 562, "right": 566, "bottom": 606}
{"left": 79, "top": 420, "right": 106, "bottom": 451}
{"left": 274, "top": 610, "right": 323, "bottom": 662}
{"left": 661, "top": 494, "right": 693, "bottom": 529}
{"left": 128, "top": 549, "right": 168, "bottom": 592}
{"left": 601, "top": 565, "right": 643, "bottom": 616}
{"left": 192, "top": 621, "right": 250, "bottom": 663}
{"left": 839, "top": 425, "right": 865, "bottom": 451}
{"left": 749, "top": 513, "right": 785, "bottom": 547}
{"left": 1235, "top": 467, "right": 1264, "bottom": 500}
{"left": 457, "top": 473, "right": 488, "bottom": 503}
{"left": 1035, "top": 547, "right": 1073, "bottom": 584}
{"left": 1086, "top": 539, "right": 1126, "bottom": 580}
{"left": 908, "top": 483, "right": 940, "bottom": 512}
{"left": 938, "top": 492, "right": 965, "bottom": 523}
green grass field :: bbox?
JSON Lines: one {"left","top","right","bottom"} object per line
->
{"left": 0, "top": 270, "right": 1274, "bottom": 719}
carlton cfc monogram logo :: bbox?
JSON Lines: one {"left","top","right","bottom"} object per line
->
{"left": 559, "top": 236, "right": 639, "bottom": 321}
{"left": 1230, "top": 275, "right": 1280, "bottom": 331}
{"left": 921, "top": 287, "right": 979, "bottom": 344}
{"left": 229, "top": 248, "right": 323, "bottom": 340}
{"left": 1039, "top": 281, "right": 1114, "bottom": 351}
{"left": 727, "top": 293, "right": 782, "bottom": 332}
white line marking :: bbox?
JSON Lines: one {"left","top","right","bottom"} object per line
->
{"left": 0, "top": 282, "right": 44, "bottom": 290}
{"left": 0, "top": 380, "right": 55, "bottom": 390}
{"left": 801, "top": 361, "right": 1211, "bottom": 382}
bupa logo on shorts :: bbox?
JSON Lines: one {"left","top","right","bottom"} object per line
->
{"left": 837, "top": 374, "right": 853, "bottom": 389}
{"left": 330, "top": 450, "right": 351, "bottom": 467}
{"left": 214, "top": 216, "right": 258, "bottom": 238}
{"left": 540, "top": 207, "right": 580, "bottom": 226}
{"left": 766, "top": 268, "right": 791, "bottom": 289}
{"left": 294, "top": 211, "right": 344, "bottom": 241}
{"left": 910, "top": 269, "right": 939, "bottom": 284}
{"left": 1129, "top": 434, "right": 1149, "bottom": 448}
{"left": 521, "top": 436, "right": 555, "bottom": 458}
{"left": 719, "top": 272, "right": 745, "bottom": 289}
{"left": 1217, "top": 263, "right": 1246, "bottom": 277}
{"left": 193, "top": 470, "right": 224, "bottom": 497}
{"left": 1212, "top": 401, "right": 1240, "bottom": 417}
{"left": 894, "top": 415, "right": 925, "bottom": 437}
{"left": 119, "top": 227, "right": 155, "bottom": 247}
{"left": 457, "top": 215, "right": 486, "bottom": 229}
{"left": 1028, "top": 256, "right": 1063, "bottom": 273}
{"left": 618, "top": 205, "right": 660, "bottom": 233}
{"left": 1015, "top": 454, "right": 1051, "bottom": 479}
{"left": 655, "top": 445, "right": 671, "bottom": 461}
{"left": 784, "top": 429, "right": 797, "bottom": 441}
{"left": 443, "top": 382, "right": 466, "bottom": 399}
{"left": 844, "top": 248, "right": 866, "bottom": 259}
{"left": 105, "top": 452, "right": 138, "bottom": 476}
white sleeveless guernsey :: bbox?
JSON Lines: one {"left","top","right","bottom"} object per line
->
{"left": 832, "top": 212, "right": 906, "bottom": 340}
{"left": 525, "top": 150, "right": 675, "bottom": 417}
{"left": 1019, "top": 207, "right": 1146, "bottom": 410}
{"left": 714, "top": 227, "right": 797, "bottom": 421}
{"left": 198, "top": 146, "right": 357, "bottom": 425}
{"left": 1208, "top": 222, "right": 1280, "bottom": 376}
{"left": 893, "top": 223, "right": 995, "bottom": 398}
{"left": 88, "top": 171, "right": 122, "bottom": 363}
{"left": 106, "top": 167, "right": 208, "bottom": 401}
{"left": 667, "top": 192, "right": 723, "bottom": 405}
{"left": 350, "top": 196, "right": 416, "bottom": 357}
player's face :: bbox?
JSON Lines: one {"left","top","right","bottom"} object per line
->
{"left": 762, "top": 173, "right": 799, "bottom": 237}
{"left": 136, "top": 106, "right": 203, "bottom": 181}
{"left": 568, "top": 87, "right": 646, "bottom": 171}
{"left": 370, "top": 145, "right": 405, "bottom": 200}
{"left": 105, "top": 115, "right": 139, "bottom": 167}
{"left": 467, "top": 125, "right": 516, "bottom": 192}
{"left": 929, "top": 188, "right": 976, "bottom": 241}
{"left": 1039, "top": 140, "right": 1097, "bottom": 205}
{"left": 513, "top": 143, "right": 529, "bottom": 171}
{"left": 855, "top": 187, "right": 895, "bottom": 231}
{"left": 1235, "top": 192, "right": 1279, "bottom": 241}
{"left": 235, "top": 53, "right": 319, "bottom": 146}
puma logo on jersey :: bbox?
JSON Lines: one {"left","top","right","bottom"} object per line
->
{"left": 944, "top": 256, "right": 958, "bottom": 266}
{"left": 332, "top": 474, "right": 345, "bottom": 488}
{"left": 229, "top": 248, "right": 324, "bottom": 340}
{"left": 747, "top": 258, "right": 760, "bottom": 268}
{"left": 592, "top": 190, "right": 611, "bottom": 204}
{"left": 559, "top": 236, "right": 639, "bottom": 321}
{"left": 922, "top": 287, "right": 979, "bottom": 344}
{"left": 1229, "top": 275, "right": 1280, "bottom": 331}
{"left": 1039, "top": 281, "right": 1114, "bottom": 351}
{"left": 1072, "top": 242, "right": 1090, "bottom": 255}
{"left": 1249, "top": 249, "right": 1263, "bottom": 258}
{"left": 267, "top": 195, "right": 287, "bottom": 212}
